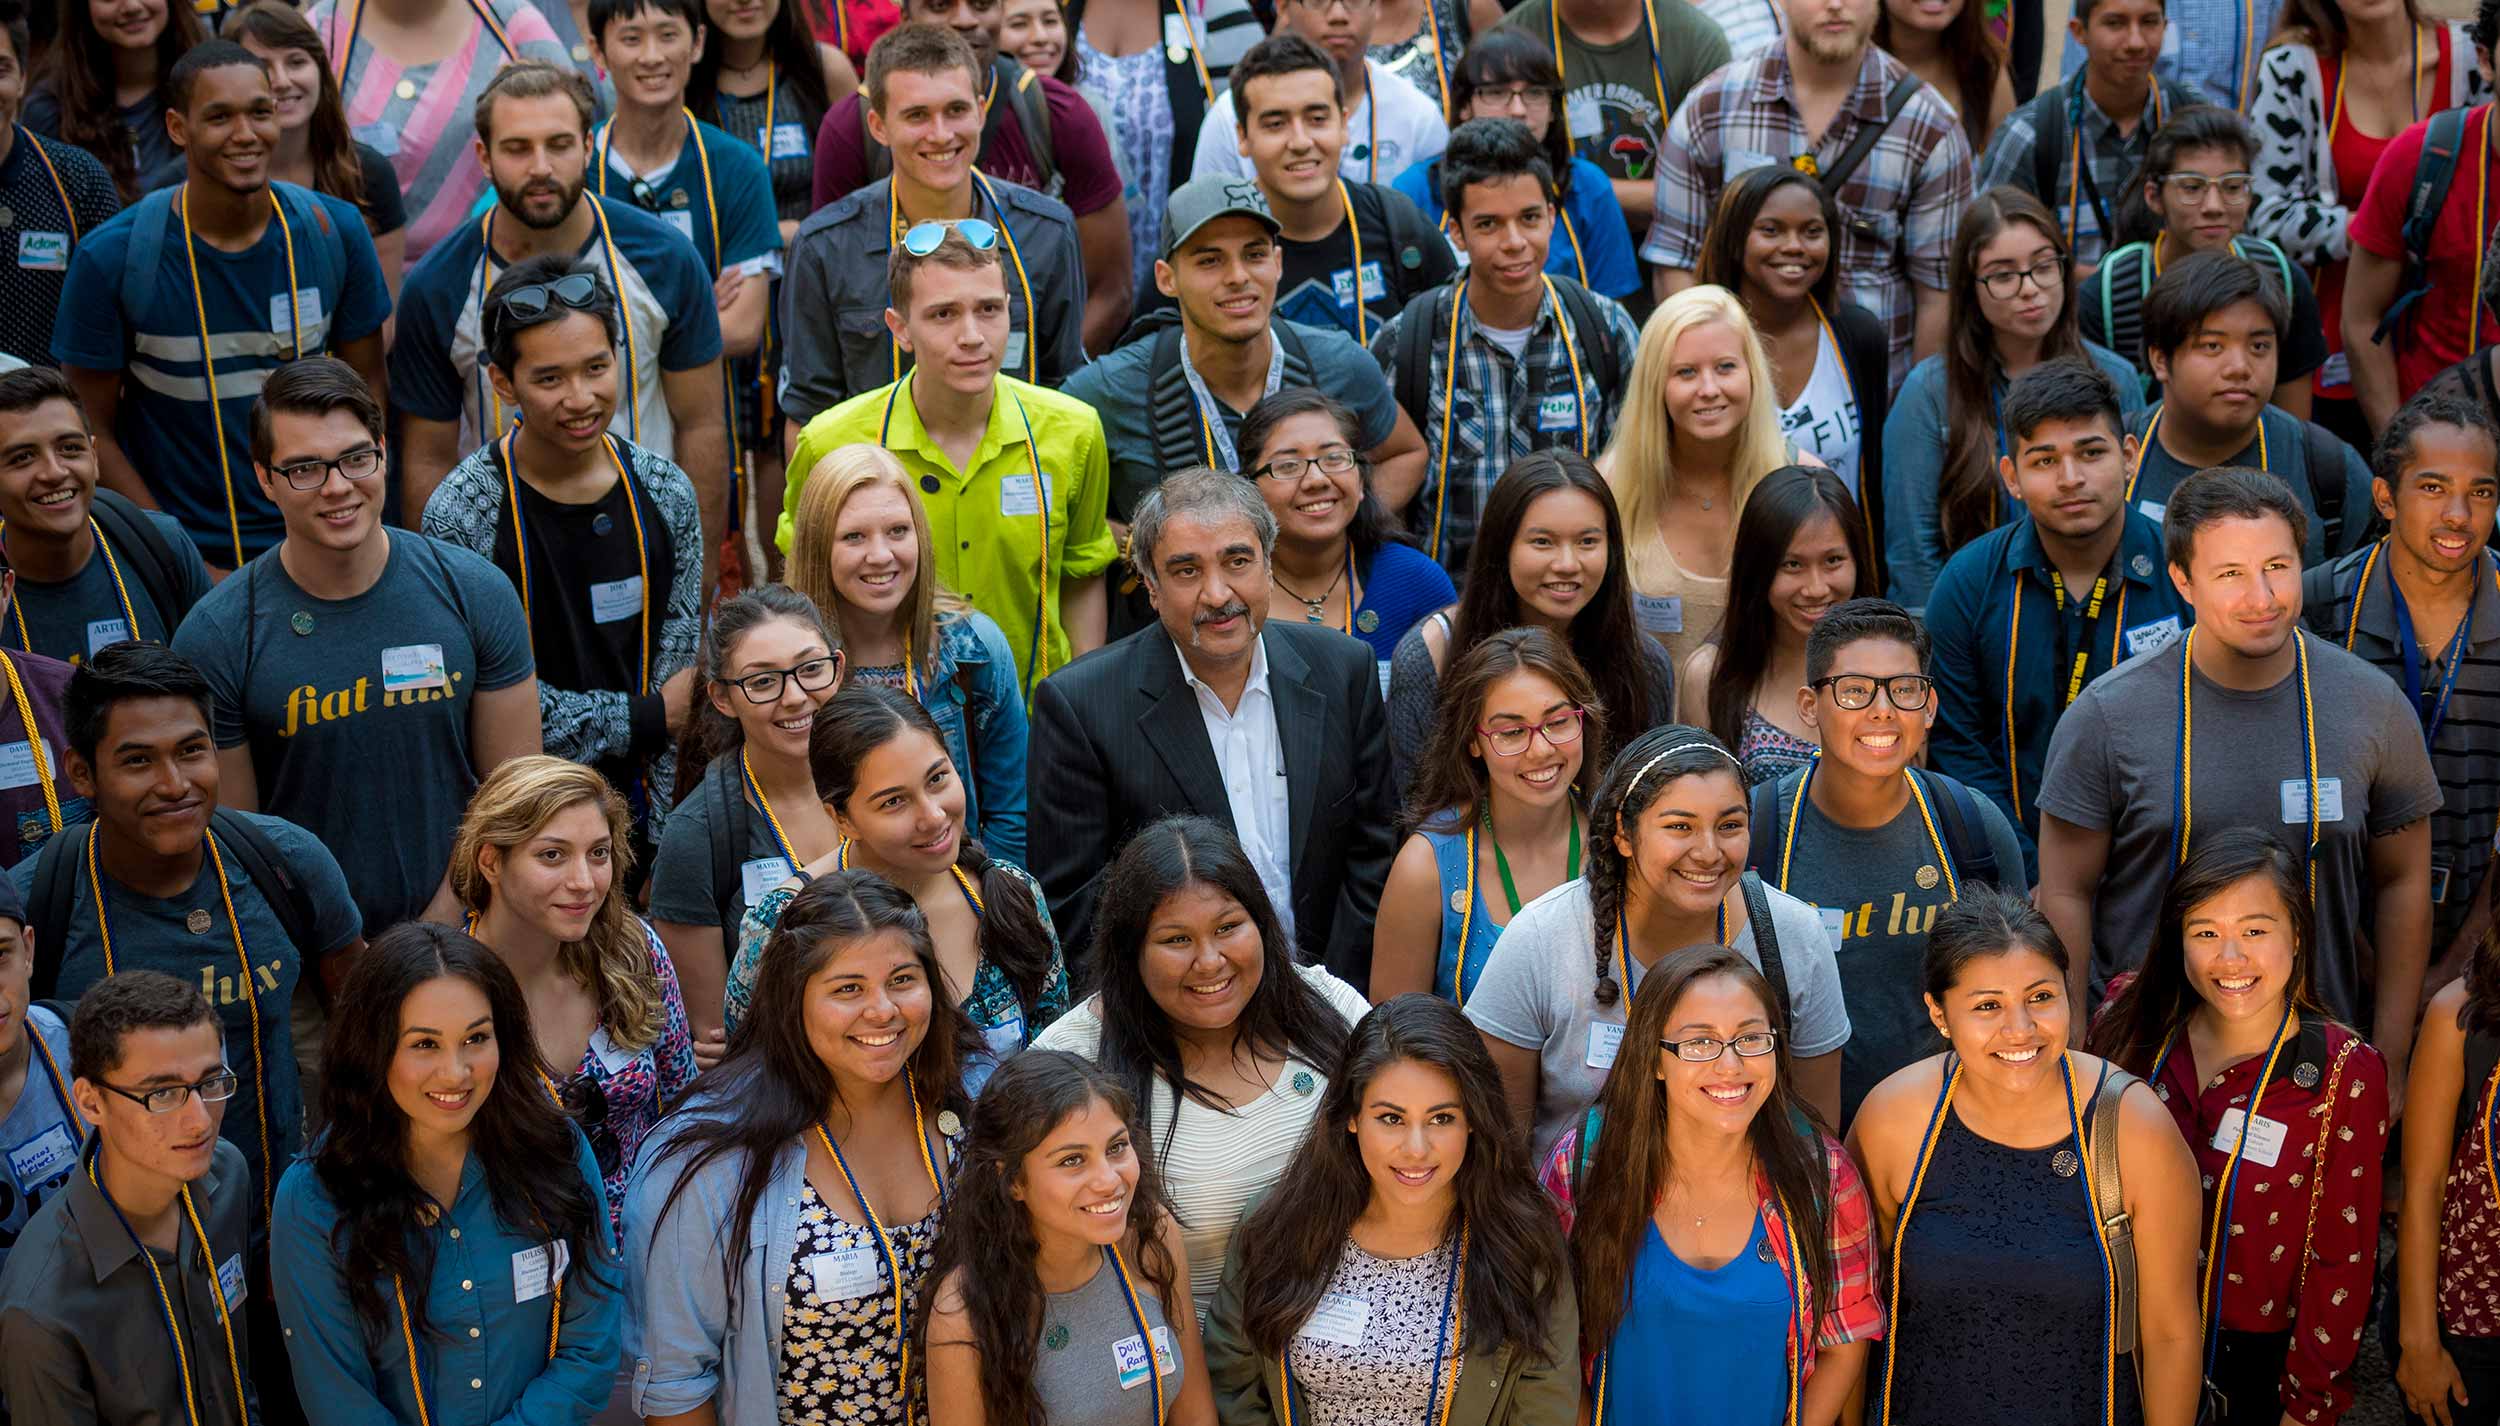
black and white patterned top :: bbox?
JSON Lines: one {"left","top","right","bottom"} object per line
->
{"left": 2247, "top": 29, "right": 2485, "bottom": 267}
{"left": 779, "top": 1179, "right": 944, "bottom": 1426}
{"left": 1289, "top": 1233, "right": 1468, "bottom": 1426}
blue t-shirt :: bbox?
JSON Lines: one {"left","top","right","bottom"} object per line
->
{"left": 11, "top": 814, "right": 362, "bottom": 1212}
{"left": 171, "top": 530, "right": 535, "bottom": 934}
{"left": 595, "top": 117, "right": 782, "bottom": 277}
{"left": 391, "top": 195, "right": 725, "bottom": 459}
{"left": 49, "top": 183, "right": 392, "bottom": 565}
{"left": 1391, "top": 154, "right": 1642, "bottom": 301}
{"left": 9, "top": 504, "right": 214, "bottom": 665}
{"left": 1355, "top": 540, "right": 1455, "bottom": 661}
{"left": 1611, "top": 1216, "right": 1791, "bottom": 1425}
{"left": 0, "top": 1004, "right": 78, "bottom": 1264}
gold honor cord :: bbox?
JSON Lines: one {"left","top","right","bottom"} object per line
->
{"left": 0, "top": 515, "right": 141, "bottom": 654}
{"left": 0, "top": 650, "right": 61, "bottom": 836}
{"left": 1775, "top": 755, "right": 1956, "bottom": 902}
{"left": 2002, "top": 565, "right": 2128, "bottom": 824}
{"left": 1428, "top": 277, "right": 1589, "bottom": 562}
{"left": 495, "top": 433, "right": 654, "bottom": 693}
{"left": 182, "top": 185, "right": 303, "bottom": 569}
{"left": 2173, "top": 626, "right": 2318, "bottom": 902}
{"left": 810, "top": 1068, "right": 948, "bottom": 1411}
{"left": 84, "top": 1150, "right": 248, "bottom": 1426}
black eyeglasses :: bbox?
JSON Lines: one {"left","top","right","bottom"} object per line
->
{"left": 1252, "top": 447, "right": 1360, "bottom": 483}
{"left": 1659, "top": 1030, "right": 1779, "bottom": 1063}
{"left": 271, "top": 445, "right": 385, "bottom": 491}
{"left": 1810, "top": 673, "right": 1935, "bottom": 710}
{"left": 1975, "top": 255, "right": 2064, "bottom": 300}
{"left": 98, "top": 1069, "right": 241, "bottom": 1114}
{"left": 726, "top": 654, "right": 844, "bottom": 704}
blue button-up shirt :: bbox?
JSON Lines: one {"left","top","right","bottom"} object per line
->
{"left": 1926, "top": 507, "right": 2193, "bottom": 877}
{"left": 271, "top": 1129, "right": 621, "bottom": 1426}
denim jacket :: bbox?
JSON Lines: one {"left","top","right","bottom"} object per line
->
{"left": 920, "top": 610, "right": 1029, "bottom": 869}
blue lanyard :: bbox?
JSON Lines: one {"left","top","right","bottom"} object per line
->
{"left": 2386, "top": 559, "right": 2476, "bottom": 750}
{"left": 740, "top": 753, "right": 799, "bottom": 868}
{"left": 1283, "top": 1226, "right": 1463, "bottom": 1423}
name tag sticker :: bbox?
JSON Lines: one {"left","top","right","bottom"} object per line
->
{"left": 1163, "top": 10, "right": 1192, "bottom": 50}
{"left": 1565, "top": 92, "right": 1601, "bottom": 139}
{"left": 512, "top": 1240, "right": 572, "bottom": 1303}
{"left": 1298, "top": 1292, "right": 1370, "bottom": 1346}
{"left": 2320, "top": 351, "right": 2351, "bottom": 389}
{"left": 0, "top": 739, "right": 52, "bottom": 791}
{"left": 999, "top": 472, "right": 1053, "bottom": 518}
{"left": 218, "top": 1252, "right": 247, "bottom": 1310}
{"left": 664, "top": 210, "right": 695, "bottom": 242}
{"left": 2211, "top": 1108, "right": 2289, "bottom": 1168}
{"left": 6, "top": 1122, "right": 75, "bottom": 1189}
{"left": 2138, "top": 498, "right": 2166, "bottom": 523}
{"left": 16, "top": 231, "right": 67, "bottom": 271}
{"left": 1113, "top": 1325, "right": 1177, "bottom": 1389}
{"left": 589, "top": 574, "right": 644, "bottom": 624}
{"left": 2280, "top": 776, "right": 2345, "bottom": 825}
{"left": 587, "top": 1025, "right": 639, "bottom": 1074}
{"left": 1003, "top": 329, "right": 1027, "bottom": 372}
{"left": 1819, "top": 906, "right": 1847, "bottom": 953}
{"left": 2123, "top": 615, "right": 2184, "bottom": 659}
{"left": 740, "top": 855, "right": 794, "bottom": 906}
{"left": 1536, "top": 392, "right": 1579, "bottom": 432}
{"left": 2433, "top": 860, "right": 2453, "bottom": 905}
{"left": 85, "top": 618, "right": 131, "bottom": 657}
{"left": 380, "top": 643, "right": 449, "bottom": 694}
{"left": 806, "top": 1243, "right": 887, "bottom": 1300}
{"left": 761, "top": 122, "right": 812, "bottom": 155}
{"left": 1633, "top": 594, "right": 1683, "bottom": 634}
{"left": 983, "top": 1011, "right": 1027, "bottom": 1058}
{"left": 1585, "top": 1019, "right": 1625, "bottom": 1069}
{"left": 268, "top": 287, "right": 323, "bottom": 338}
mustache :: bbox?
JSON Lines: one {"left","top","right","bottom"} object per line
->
{"left": 1194, "top": 601, "right": 1250, "bottom": 626}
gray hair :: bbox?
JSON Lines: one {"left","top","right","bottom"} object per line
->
{"left": 1127, "top": 466, "right": 1278, "bottom": 587}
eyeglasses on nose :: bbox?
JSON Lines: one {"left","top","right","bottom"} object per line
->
{"left": 1810, "top": 673, "right": 1934, "bottom": 710}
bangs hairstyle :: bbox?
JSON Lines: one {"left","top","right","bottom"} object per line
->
{"left": 1803, "top": 596, "right": 1929, "bottom": 683}
{"left": 2000, "top": 355, "right": 2127, "bottom": 450}
{"left": 789, "top": 443, "right": 965, "bottom": 686}
{"left": 2160, "top": 464, "right": 2308, "bottom": 573}
{"left": 2373, "top": 390, "right": 2500, "bottom": 492}
{"left": 1604, "top": 287, "right": 1789, "bottom": 580}
{"left": 1406, "top": 625, "right": 1604, "bottom": 833}
{"left": 866, "top": 20, "right": 982, "bottom": 111}
{"left": 1234, "top": 994, "right": 1568, "bottom": 1362}
{"left": 674, "top": 583, "right": 841, "bottom": 799}
{"left": 1923, "top": 881, "right": 2069, "bottom": 1001}
{"left": 2140, "top": 248, "right": 2291, "bottom": 363}
{"left": 886, "top": 222, "right": 1005, "bottom": 315}
{"left": 314, "top": 923, "right": 609, "bottom": 1339}
{"left": 475, "top": 59, "right": 600, "bottom": 141}
{"left": 448, "top": 755, "right": 663, "bottom": 1051}
{"left": 2089, "top": 829, "right": 2320, "bottom": 1076}
{"left": 649, "top": 870, "right": 975, "bottom": 1295}
{"left": 808, "top": 684, "right": 1058, "bottom": 1023}
{"left": 2118, "top": 105, "right": 2256, "bottom": 248}
{"left": 1584, "top": 726, "right": 1747, "bottom": 1007}
{"left": 1235, "top": 387, "right": 1409, "bottom": 561}
{"left": 1088, "top": 817, "right": 1352, "bottom": 1137}
{"left": 67, "top": 640, "right": 211, "bottom": 765}
{"left": 1695, "top": 165, "right": 1842, "bottom": 311}
{"left": 1571, "top": 945, "right": 1836, "bottom": 1359}
{"left": 1449, "top": 28, "right": 1574, "bottom": 200}
{"left": 689, "top": 0, "right": 833, "bottom": 114}
{"left": 588, "top": 0, "right": 704, "bottom": 43}
{"left": 1450, "top": 452, "right": 1652, "bottom": 768}
{"left": 1705, "top": 466, "right": 1875, "bottom": 752}
{"left": 69, "top": 968, "right": 218, "bottom": 1084}
{"left": 915, "top": 1050, "right": 1182, "bottom": 1426}
{"left": 1438, "top": 116, "right": 1554, "bottom": 220}
{"left": 1936, "top": 187, "right": 2089, "bottom": 557}
{"left": 231, "top": 3, "right": 371, "bottom": 218}
{"left": 483, "top": 255, "right": 621, "bottom": 374}
{"left": 44, "top": 0, "right": 207, "bottom": 198}
{"left": 248, "top": 357, "right": 382, "bottom": 473}
{"left": 1227, "top": 31, "right": 1337, "bottom": 126}
{"left": 0, "top": 363, "right": 83, "bottom": 422}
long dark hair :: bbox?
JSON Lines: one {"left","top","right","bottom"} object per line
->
{"left": 42, "top": 0, "right": 206, "bottom": 199}
{"left": 312, "top": 923, "right": 608, "bottom": 1341}
{"left": 1874, "top": 0, "right": 2006, "bottom": 152}
{"left": 916, "top": 1050, "right": 1182, "bottom": 1426}
{"left": 1571, "top": 945, "right": 1837, "bottom": 1357}
{"left": 2089, "top": 829, "right": 2324, "bottom": 1075}
{"left": 2268, "top": 0, "right": 2425, "bottom": 65}
{"left": 1089, "top": 817, "right": 1353, "bottom": 1134}
{"left": 1584, "top": 725, "right": 1747, "bottom": 1007}
{"left": 1234, "top": 995, "right": 1567, "bottom": 1362}
{"left": 809, "top": 684, "right": 1057, "bottom": 1025}
{"left": 1405, "top": 625, "right": 1604, "bottom": 834}
{"left": 230, "top": 2, "right": 370, "bottom": 219}
{"left": 1704, "top": 466, "right": 1876, "bottom": 753}
{"left": 1236, "top": 386, "right": 1414, "bottom": 562}
{"left": 673, "top": 583, "right": 840, "bottom": 801}
{"left": 687, "top": 0, "right": 833, "bottom": 117}
{"left": 1450, "top": 451, "right": 1654, "bottom": 769}
{"left": 648, "top": 871, "right": 975, "bottom": 1294}
{"left": 1448, "top": 27, "right": 1574, "bottom": 201}
{"left": 1696, "top": 165, "right": 1844, "bottom": 313}
{"left": 1938, "top": 187, "right": 2091, "bottom": 556}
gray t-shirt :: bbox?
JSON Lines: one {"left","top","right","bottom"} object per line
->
{"left": 1032, "top": 1249, "right": 1180, "bottom": 1416}
{"left": 2036, "top": 632, "right": 2444, "bottom": 1021}
{"left": 1464, "top": 877, "right": 1851, "bottom": 1162}
{"left": 646, "top": 762, "right": 792, "bottom": 947}
{"left": 1758, "top": 768, "right": 2028, "bottom": 1122}
{"left": 0, "top": 1005, "right": 77, "bottom": 1264}
{"left": 172, "top": 530, "right": 535, "bottom": 934}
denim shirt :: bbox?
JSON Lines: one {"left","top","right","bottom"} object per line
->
{"left": 903, "top": 609, "right": 1032, "bottom": 870}
{"left": 270, "top": 1127, "right": 622, "bottom": 1426}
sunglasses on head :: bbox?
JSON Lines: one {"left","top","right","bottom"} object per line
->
{"left": 494, "top": 271, "right": 604, "bottom": 323}
{"left": 901, "top": 218, "right": 1001, "bottom": 256}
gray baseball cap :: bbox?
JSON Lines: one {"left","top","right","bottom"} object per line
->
{"left": 1163, "top": 176, "right": 1280, "bottom": 257}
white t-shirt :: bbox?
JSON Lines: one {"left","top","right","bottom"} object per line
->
{"left": 1696, "top": 0, "right": 1785, "bottom": 60}
{"left": 1779, "top": 321, "right": 1863, "bottom": 493}
{"left": 1191, "top": 58, "right": 1450, "bottom": 190}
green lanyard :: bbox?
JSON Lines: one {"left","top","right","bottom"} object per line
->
{"left": 1487, "top": 805, "right": 1581, "bottom": 914}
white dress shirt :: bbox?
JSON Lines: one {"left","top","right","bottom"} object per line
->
{"left": 1179, "top": 631, "right": 1297, "bottom": 944}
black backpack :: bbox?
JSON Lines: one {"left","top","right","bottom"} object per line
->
{"left": 864, "top": 56, "right": 1058, "bottom": 197}
{"left": 27, "top": 810, "right": 324, "bottom": 999}
{"left": 1746, "top": 765, "right": 2004, "bottom": 892}
{"left": 2375, "top": 103, "right": 2475, "bottom": 345}
{"left": 87, "top": 487, "right": 194, "bottom": 637}
{"left": 1388, "top": 273, "right": 1627, "bottom": 443}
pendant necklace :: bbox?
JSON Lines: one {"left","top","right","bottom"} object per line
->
{"left": 1274, "top": 563, "right": 1347, "bottom": 623}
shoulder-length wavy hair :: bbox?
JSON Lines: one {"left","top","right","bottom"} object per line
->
{"left": 791, "top": 443, "right": 969, "bottom": 690}
{"left": 2088, "top": 829, "right": 2324, "bottom": 1075}
{"left": 1449, "top": 28, "right": 1575, "bottom": 201}
{"left": 649, "top": 870, "right": 975, "bottom": 1292}
{"left": 673, "top": 582, "right": 843, "bottom": 800}
{"left": 43, "top": 0, "right": 206, "bottom": 199}
{"left": 809, "top": 683, "right": 1057, "bottom": 1023}
{"left": 1584, "top": 725, "right": 1748, "bottom": 1007}
{"left": 1874, "top": 0, "right": 2006, "bottom": 153}
{"left": 1234, "top": 994, "right": 1566, "bottom": 1360}
{"left": 1704, "top": 466, "right": 1876, "bottom": 753}
{"left": 1236, "top": 386, "right": 1413, "bottom": 563}
{"left": 1405, "top": 624, "right": 1604, "bottom": 834}
{"left": 1088, "top": 817, "right": 1353, "bottom": 1137}
{"left": 1448, "top": 451, "right": 1652, "bottom": 768}
{"left": 1571, "top": 944, "right": 1836, "bottom": 1357}
{"left": 688, "top": 0, "right": 834, "bottom": 116}
{"left": 2267, "top": 0, "right": 2425, "bottom": 61}
{"left": 1603, "top": 286, "right": 1790, "bottom": 577}
{"left": 448, "top": 755, "right": 663, "bottom": 1051}
{"left": 1695, "top": 165, "right": 1844, "bottom": 315}
{"left": 231, "top": 2, "right": 370, "bottom": 219}
{"left": 314, "top": 922, "right": 609, "bottom": 1340}
{"left": 1937, "top": 187, "right": 2091, "bottom": 556}
{"left": 915, "top": 1049, "right": 1182, "bottom": 1426}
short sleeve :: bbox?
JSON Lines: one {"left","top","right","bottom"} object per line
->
{"left": 1041, "top": 80, "right": 1123, "bottom": 217}
{"left": 323, "top": 192, "right": 393, "bottom": 344}
{"left": 1765, "top": 894, "right": 1851, "bottom": 1058}
{"left": 50, "top": 221, "right": 130, "bottom": 371}
{"left": 442, "top": 541, "right": 537, "bottom": 690}
{"left": 171, "top": 592, "right": 248, "bottom": 748}
{"left": 355, "top": 144, "right": 407, "bottom": 235}
{"left": 1902, "top": 121, "right": 1972, "bottom": 293}
{"left": 2033, "top": 688, "right": 2118, "bottom": 830}
{"left": 2365, "top": 676, "right": 2445, "bottom": 835}
{"left": 809, "top": 99, "right": 870, "bottom": 210}
{"left": 719, "top": 143, "right": 782, "bottom": 266}
{"left": 2347, "top": 120, "right": 2428, "bottom": 261}
{"left": 652, "top": 241, "right": 725, "bottom": 371}
{"left": 645, "top": 789, "right": 724, "bottom": 927}
{"left": 1311, "top": 328, "right": 1401, "bottom": 450}
{"left": 2281, "top": 260, "right": 2327, "bottom": 382}
{"left": 1972, "top": 791, "right": 2031, "bottom": 893}
{"left": 257, "top": 813, "right": 366, "bottom": 955}
{"left": 388, "top": 251, "right": 469, "bottom": 422}
{"left": 1462, "top": 896, "right": 1563, "bottom": 1051}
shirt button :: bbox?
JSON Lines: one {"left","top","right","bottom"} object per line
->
{"left": 960, "top": 541, "right": 971, "bottom": 550}
{"left": 919, "top": 475, "right": 940, "bottom": 494}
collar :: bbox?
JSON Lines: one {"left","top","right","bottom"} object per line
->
{"left": 2349, "top": 542, "right": 2500, "bottom": 650}
{"left": 881, "top": 373, "right": 1035, "bottom": 479}
{"left": 65, "top": 1149, "right": 228, "bottom": 1286}
{"left": 1456, "top": 281, "right": 1564, "bottom": 346}
{"left": 2006, "top": 506, "right": 2168, "bottom": 589}
{"left": 868, "top": 176, "right": 999, "bottom": 259}
{"left": 1176, "top": 626, "right": 1272, "bottom": 704}
{"left": 2068, "top": 65, "right": 2164, "bottom": 136}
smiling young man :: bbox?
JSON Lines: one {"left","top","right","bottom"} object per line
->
{"left": 52, "top": 42, "right": 392, "bottom": 574}
{"left": 782, "top": 225, "right": 1114, "bottom": 695}
{"left": 0, "top": 8, "right": 117, "bottom": 369}
{"left": 1371, "top": 117, "right": 1637, "bottom": 575}
{"left": 0, "top": 972, "right": 257, "bottom": 1426}
{"left": 2301, "top": 392, "right": 2500, "bottom": 992}
{"left": 172, "top": 360, "right": 541, "bottom": 939}
{"left": 1742, "top": 597, "right": 2023, "bottom": 1121}
{"left": 2036, "top": 465, "right": 2440, "bottom": 1083}
{"left": 1926, "top": 358, "right": 2192, "bottom": 877}
{"left": 1191, "top": 0, "right": 1449, "bottom": 189}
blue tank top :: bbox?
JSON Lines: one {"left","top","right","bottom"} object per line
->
{"left": 1424, "top": 828, "right": 1506, "bottom": 1003}
{"left": 1609, "top": 1215, "right": 1791, "bottom": 1425}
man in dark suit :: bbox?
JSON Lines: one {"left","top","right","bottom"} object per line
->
{"left": 1029, "top": 466, "right": 1397, "bottom": 991}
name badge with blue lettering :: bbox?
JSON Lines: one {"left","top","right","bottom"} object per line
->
{"left": 85, "top": 617, "right": 131, "bottom": 657}
{"left": 217, "top": 1252, "right": 248, "bottom": 1310}
{"left": 760, "top": 122, "right": 812, "bottom": 156}
{"left": 740, "top": 855, "right": 794, "bottom": 906}
{"left": 16, "top": 232, "right": 67, "bottom": 272}
{"left": 1536, "top": 392, "right": 1579, "bottom": 432}
{"left": 5, "top": 1122, "right": 74, "bottom": 1191}
{"left": 1000, "top": 472, "right": 1053, "bottom": 518}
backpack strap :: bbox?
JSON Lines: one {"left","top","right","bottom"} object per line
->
{"left": 208, "top": 807, "right": 323, "bottom": 959}
{"left": 118, "top": 187, "right": 183, "bottom": 333}
{"left": 1819, "top": 72, "right": 1924, "bottom": 199}
{"left": 1392, "top": 282, "right": 1451, "bottom": 433}
{"left": 2302, "top": 418, "right": 2351, "bottom": 552}
{"left": 1915, "top": 768, "right": 2000, "bottom": 889}
{"left": 705, "top": 754, "right": 747, "bottom": 926}
{"left": 1146, "top": 323, "right": 1201, "bottom": 472}
{"left": 1549, "top": 277, "right": 1623, "bottom": 398}
{"left": 2028, "top": 89, "right": 2067, "bottom": 209}
{"left": 2377, "top": 103, "right": 2472, "bottom": 344}
{"left": 26, "top": 821, "right": 91, "bottom": 1000}
{"left": 1739, "top": 869, "right": 1791, "bottom": 1025}
{"left": 270, "top": 182, "right": 346, "bottom": 323}
{"left": 1273, "top": 321, "right": 1316, "bottom": 389}
{"left": 87, "top": 489, "right": 187, "bottom": 637}
{"left": 1007, "top": 66, "right": 1058, "bottom": 196}
{"left": 2086, "top": 1061, "right": 2141, "bottom": 1356}
{"left": 1745, "top": 774, "right": 1784, "bottom": 879}
{"left": 2459, "top": 1025, "right": 2500, "bottom": 1151}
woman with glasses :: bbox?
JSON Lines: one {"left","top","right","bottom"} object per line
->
{"left": 2090, "top": 830, "right": 2386, "bottom": 1426}
{"left": 1851, "top": 886, "right": 2202, "bottom": 1426}
{"left": 1374, "top": 627, "right": 1600, "bottom": 1003}
{"left": 1241, "top": 388, "right": 1454, "bottom": 683}
{"left": 1881, "top": 187, "right": 2144, "bottom": 608}
{"left": 273, "top": 922, "right": 622, "bottom": 1426}
{"left": 787, "top": 442, "right": 1029, "bottom": 869}
{"left": 1391, "top": 29, "right": 1640, "bottom": 301}
{"left": 447, "top": 755, "right": 697, "bottom": 1232}
{"left": 651, "top": 584, "right": 845, "bottom": 1070}
{"left": 726, "top": 685, "right": 1065, "bottom": 1093}
{"left": 424, "top": 256, "right": 706, "bottom": 856}
{"left": 625, "top": 870, "right": 973, "bottom": 1426}
{"left": 1542, "top": 944, "right": 1880, "bottom": 1426}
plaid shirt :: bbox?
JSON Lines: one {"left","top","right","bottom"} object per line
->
{"left": 1644, "top": 44, "right": 1972, "bottom": 393}
{"left": 1540, "top": 1122, "right": 1886, "bottom": 1376}
{"left": 2054, "top": 0, "right": 2286, "bottom": 110}
{"left": 1976, "top": 70, "right": 2205, "bottom": 269}
{"left": 1369, "top": 278, "right": 1642, "bottom": 573}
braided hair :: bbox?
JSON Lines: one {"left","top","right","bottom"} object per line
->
{"left": 1582, "top": 725, "right": 1747, "bottom": 1007}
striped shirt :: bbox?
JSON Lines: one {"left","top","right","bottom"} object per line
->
{"left": 2301, "top": 545, "right": 2500, "bottom": 954}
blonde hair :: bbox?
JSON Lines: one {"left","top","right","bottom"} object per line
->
{"left": 1600, "top": 286, "right": 1789, "bottom": 587}
{"left": 789, "top": 443, "right": 967, "bottom": 684}
{"left": 448, "top": 756, "right": 662, "bottom": 1053}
